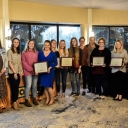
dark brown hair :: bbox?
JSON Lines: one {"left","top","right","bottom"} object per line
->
{"left": 0, "top": 40, "right": 2, "bottom": 49}
{"left": 11, "top": 38, "right": 20, "bottom": 54}
{"left": 43, "top": 40, "right": 51, "bottom": 51}
{"left": 25, "top": 39, "right": 36, "bottom": 52}
{"left": 79, "top": 36, "right": 85, "bottom": 42}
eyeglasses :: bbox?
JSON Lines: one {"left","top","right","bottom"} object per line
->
{"left": 99, "top": 42, "right": 104, "bottom": 43}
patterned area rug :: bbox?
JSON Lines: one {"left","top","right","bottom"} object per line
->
{"left": 0, "top": 86, "right": 128, "bottom": 128}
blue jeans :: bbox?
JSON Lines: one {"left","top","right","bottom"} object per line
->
{"left": 25, "top": 75, "right": 38, "bottom": 99}
{"left": 70, "top": 72, "right": 80, "bottom": 93}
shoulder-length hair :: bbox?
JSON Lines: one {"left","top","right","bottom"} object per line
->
{"left": 113, "top": 40, "right": 124, "bottom": 53}
{"left": 58, "top": 40, "right": 67, "bottom": 56}
{"left": 11, "top": 38, "right": 20, "bottom": 54}
{"left": 25, "top": 39, "right": 36, "bottom": 52}
{"left": 98, "top": 37, "right": 106, "bottom": 45}
{"left": 0, "top": 40, "right": 2, "bottom": 49}
{"left": 43, "top": 40, "right": 51, "bottom": 51}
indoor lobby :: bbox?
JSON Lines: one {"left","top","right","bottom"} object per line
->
{"left": 1, "top": 0, "right": 128, "bottom": 128}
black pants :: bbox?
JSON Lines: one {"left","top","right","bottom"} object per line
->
{"left": 55, "top": 68, "right": 68, "bottom": 93}
{"left": 112, "top": 71, "right": 125, "bottom": 96}
{"left": 81, "top": 66, "right": 88, "bottom": 89}
{"left": 93, "top": 73, "right": 109, "bottom": 96}
{"left": 87, "top": 67, "right": 95, "bottom": 92}
{"left": 9, "top": 74, "right": 20, "bottom": 102}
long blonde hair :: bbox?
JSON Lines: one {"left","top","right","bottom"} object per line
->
{"left": 25, "top": 39, "right": 36, "bottom": 52}
{"left": 113, "top": 40, "right": 124, "bottom": 53}
{"left": 58, "top": 40, "right": 67, "bottom": 56}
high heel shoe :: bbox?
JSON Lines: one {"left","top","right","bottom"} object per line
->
{"left": 118, "top": 98, "right": 122, "bottom": 101}
{"left": 48, "top": 99, "right": 55, "bottom": 106}
{"left": 12, "top": 102, "right": 20, "bottom": 110}
{"left": 38, "top": 96, "right": 42, "bottom": 101}
{"left": 0, "top": 107, "right": 3, "bottom": 113}
{"left": 45, "top": 99, "right": 50, "bottom": 105}
{"left": 16, "top": 100, "right": 23, "bottom": 108}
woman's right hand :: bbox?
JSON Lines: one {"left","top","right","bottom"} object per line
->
{"left": 14, "top": 73, "right": 18, "bottom": 80}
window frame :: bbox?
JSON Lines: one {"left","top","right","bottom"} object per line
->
{"left": 10, "top": 22, "right": 80, "bottom": 47}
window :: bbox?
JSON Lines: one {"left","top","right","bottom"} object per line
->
{"left": 59, "top": 26, "right": 81, "bottom": 49}
{"left": 31, "top": 25, "right": 57, "bottom": 51}
{"left": 10, "top": 24, "right": 29, "bottom": 53}
{"left": 93, "top": 26, "right": 128, "bottom": 51}
{"left": 10, "top": 22, "right": 81, "bottom": 53}
{"left": 92, "top": 26, "right": 109, "bottom": 48}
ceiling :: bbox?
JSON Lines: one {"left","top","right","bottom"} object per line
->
{"left": 17, "top": 0, "right": 128, "bottom": 10}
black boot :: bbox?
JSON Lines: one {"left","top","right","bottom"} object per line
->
{"left": 25, "top": 99, "right": 32, "bottom": 107}
{"left": 33, "top": 98, "right": 39, "bottom": 106}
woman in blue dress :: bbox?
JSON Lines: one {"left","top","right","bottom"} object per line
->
{"left": 38, "top": 40, "right": 57, "bottom": 105}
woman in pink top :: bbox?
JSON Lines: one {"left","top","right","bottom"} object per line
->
{"left": 22, "top": 39, "right": 39, "bottom": 107}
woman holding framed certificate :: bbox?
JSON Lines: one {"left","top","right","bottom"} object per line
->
{"left": 7, "top": 38, "right": 23, "bottom": 110}
{"left": 22, "top": 39, "right": 39, "bottom": 107}
{"left": 56, "top": 40, "right": 68, "bottom": 98}
{"left": 69, "top": 37, "right": 82, "bottom": 96}
{"left": 111, "top": 40, "right": 128, "bottom": 101}
{"left": 38, "top": 40, "right": 57, "bottom": 105}
{"left": 90, "top": 38, "right": 111, "bottom": 99}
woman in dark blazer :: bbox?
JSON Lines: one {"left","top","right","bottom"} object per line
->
{"left": 90, "top": 37, "right": 111, "bottom": 99}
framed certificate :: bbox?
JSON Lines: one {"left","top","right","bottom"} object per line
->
{"left": 56, "top": 58, "right": 60, "bottom": 68}
{"left": 61, "top": 57, "right": 72, "bottom": 67}
{"left": 110, "top": 57, "right": 123, "bottom": 67}
{"left": 92, "top": 57, "right": 104, "bottom": 66}
{"left": 34, "top": 61, "right": 48, "bottom": 73}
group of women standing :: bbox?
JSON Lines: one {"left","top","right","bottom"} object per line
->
{"left": 0, "top": 36, "right": 127, "bottom": 113}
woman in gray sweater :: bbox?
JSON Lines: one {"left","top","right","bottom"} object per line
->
{"left": 111, "top": 40, "right": 128, "bottom": 101}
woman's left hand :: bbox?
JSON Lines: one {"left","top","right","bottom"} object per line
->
{"left": 0, "top": 68, "right": 6, "bottom": 76}
{"left": 102, "top": 64, "right": 106, "bottom": 67}
{"left": 47, "top": 67, "right": 52, "bottom": 73}
{"left": 78, "top": 68, "right": 81, "bottom": 73}
{"left": 122, "top": 63, "right": 124, "bottom": 67}
{"left": 20, "top": 72, "right": 23, "bottom": 79}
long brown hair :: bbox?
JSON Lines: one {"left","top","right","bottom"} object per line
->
{"left": 69, "top": 37, "right": 80, "bottom": 66}
{"left": 43, "top": 40, "right": 51, "bottom": 51}
{"left": 11, "top": 38, "right": 20, "bottom": 54}
{"left": 25, "top": 39, "right": 36, "bottom": 52}
{"left": 0, "top": 40, "right": 2, "bottom": 49}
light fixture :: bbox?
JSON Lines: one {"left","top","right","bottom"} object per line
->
{"left": 90, "top": 31, "right": 94, "bottom": 37}
{"left": 5, "top": 29, "right": 12, "bottom": 40}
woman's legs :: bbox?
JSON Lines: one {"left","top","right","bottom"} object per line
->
{"left": 47, "top": 87, "right": 54, "bottom": 105}
{"left": 9, "top": 74, "right": 20, "bottom": 109}
{"left": 81, "top": 66, "right": 88, "bottom": 93}
{"left": 75, "top": 73, "right": 80, "bottom": 95}
{"left": 61, "top": 69, "right": 68, "bottom": 97}
{"left": 69, "top": 72, "right": 76, "bottom": 95}
{"left": 55, "top": 69, "right": 60, "bottom": 96}
{"left": 44, "top": 88, "right": 50, "bottom": 104}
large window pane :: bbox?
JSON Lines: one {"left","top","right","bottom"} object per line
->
{"left": 59, "top": 26, "right": 81, "bottom": 49}
{"left": 92, "top": 27, "right": 109, "bottom": 48}
{"left": 10, "top": 24, "right": 29, "bottom": 53}
{"left": 110, "top": 27, "right": 128, "bottom": 51}
{"left": 31, "top": 25, "right": 57, "bottom": 51}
